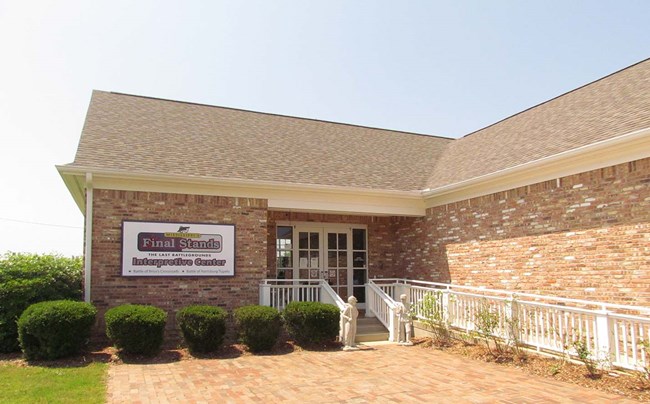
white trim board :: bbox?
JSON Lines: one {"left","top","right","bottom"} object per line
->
{"left": 56, "top": 168, "right": 425, "bottom": 217}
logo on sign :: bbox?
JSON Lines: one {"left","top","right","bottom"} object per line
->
{"left": 137, "top": 226, "right": 223, "bottom": 252}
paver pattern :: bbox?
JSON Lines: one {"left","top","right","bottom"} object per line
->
{"left": 107, "top": 343, "right": 638, "bottom": 403}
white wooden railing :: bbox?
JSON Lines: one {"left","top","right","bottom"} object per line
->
{"left": 369, "top": 278, "right": 650, "bottom": 372}
{"left": 259, "top": 279, "right": 345, "bottom": 311}
{"left": 366, "top": 282, "right": 398, "bottom": 341}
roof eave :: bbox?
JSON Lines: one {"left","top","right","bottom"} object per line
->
{"left": 421, "top": 126, "right": 650, "bottom": 207}
{"left": 57, "top": 126, "right": 650, "bottom": 216}
{"left": 56, "top": 167, "right": 424, "bottom": 197}
{"left": 57, "top": 165, "right": 87, "bottom": 213}
{"left": 55, "top": 166, "right": 426, "bottom": 217}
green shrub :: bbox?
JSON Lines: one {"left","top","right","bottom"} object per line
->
{"left": 17, "top": 300, "right": 96, "bottom": 360}
{"left": 0, "top": 253, "right": 82, "bottom": 352}
{"left": 282, "top": 301, "right": 340, "bottom": 344}
{"left": 473, "top": 299, "right": 504, "bottom": 357}
{"left": 416, "top": 291, "right": 453, "bottom": 347}
{"left": 572, "top": 336, "right": 601, "bottom": 378}
{"left": 233, "top": 305, "right": 281, "bottom": 352}
{"left": 177, "top": 305, "right": 227, "bottom": 353}
{"left": 105, "top": 304, "right": 167, "bottom": 356}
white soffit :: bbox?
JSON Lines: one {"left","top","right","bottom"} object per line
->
{"left": 56, "top": 167, "right": 426, "bottom": 217}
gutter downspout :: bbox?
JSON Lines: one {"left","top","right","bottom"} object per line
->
{"left": 84, "top": 173, "right": 93, "bottom": 303}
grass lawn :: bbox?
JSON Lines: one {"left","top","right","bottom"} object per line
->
{"left": 0, "top": 362, "right": 107, "bottom": 404}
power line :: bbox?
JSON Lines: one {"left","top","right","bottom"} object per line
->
{"left": 0, "top": 217, "right": 83, "bottom": 229}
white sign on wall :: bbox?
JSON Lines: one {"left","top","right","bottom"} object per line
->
{"left": 121, "top": 221, "right": 235, "bottom": 277}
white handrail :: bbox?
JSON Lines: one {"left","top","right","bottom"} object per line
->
{"left": 261, "top": 278, "right": 323, "bottom": 285}
{"left": 366, "top": 282, "right": 398, "bottom": 342}
{"left": 320, "top": 281, "right": 346, "bottom": 310}
{"left": 259, "top": 279, "right": 345, "bottom": 311}
{"left": 375, "top": 278, "right": 650, "bottom": 314}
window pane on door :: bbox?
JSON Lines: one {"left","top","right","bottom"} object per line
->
{"left": 277, "top": 255, "right": 292, "bottom": 268}
{"left": 328, "top": 251, "right": 336, "bottom": 267}
{"left": 309, "top": 232, "right": 319, "bottom": 249}
{"left": 353, "top": 229, "right": 366, "bottom": 250}
{"left": 276, "top": 226, "right": 293, "bottom": 279}
{"left": 277, "top": 226, "right": 292, "bottom": 243}
{"left": 299, "top": 268, "right": 310, "bottom": 279}
{"left": 299, "top": 232, "right": 308, "bottom": 249}
{"left": 299, "top": 250, "right": 308, "bottom": 267}
{"left": 338, "top": 233, "right": 347, "bottom": 249}
{"left": 353, "top": 286, "right": 366, "bottom": 303}
{"left": 353, "top": 268, "right": 366, "bottom": 286}
{"left": 338, "top": 251, "right": 347, "bottom": 267}
{"left": 353, "top": 252, "right": 366, "bottom": 268}
{"left": 309, "top": 251, "right": 319, "bottom": 267}
{"left": 336, "top": 268, "right": 346, "bottom": 296}
{"left": 328, "top": 233, "right": 336, "bottom": 249}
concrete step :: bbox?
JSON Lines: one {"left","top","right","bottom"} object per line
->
{"left": 356, "top": 316, "right": 389, "bottom": 342}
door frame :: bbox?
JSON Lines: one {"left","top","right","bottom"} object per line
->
{"left": 275, "top": 221, "right": 368, "bottom": 309}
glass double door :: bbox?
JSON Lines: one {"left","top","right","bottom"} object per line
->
{"left": 276, "top": 224, "right": 367, "bottom": 307}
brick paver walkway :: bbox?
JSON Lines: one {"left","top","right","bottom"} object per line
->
{"left": 107, "top": 343, "right": 637, "bottom": 403}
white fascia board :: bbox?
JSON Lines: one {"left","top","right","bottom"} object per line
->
{"left": 56, "top": 166, "right": 86, "bottom": 214}
{"left": 55, "top": 167, "right": 425, "bottom": 217}
{"left": 422, "top": 127, "right": 650, "bottom": 208}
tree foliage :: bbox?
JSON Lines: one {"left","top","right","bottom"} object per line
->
{"left": 0, "top": 253, "right": 83, "bottom": 352}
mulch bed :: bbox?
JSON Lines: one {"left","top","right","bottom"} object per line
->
{"left": 0, "top": 338, "right": 342, "bottom": 367}
{"left": 411, "top": 336, "right": 650, "bottom": 402}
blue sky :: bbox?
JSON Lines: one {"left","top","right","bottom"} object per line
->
{"left": 0, "top": 0, "right": 648, "bottom": 256}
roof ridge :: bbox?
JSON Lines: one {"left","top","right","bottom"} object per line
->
{"left": 461, "top": 57, "right": 650, "bottom": 139}
{"left": 97, "top": 90, "right": 455, "bottom": 141}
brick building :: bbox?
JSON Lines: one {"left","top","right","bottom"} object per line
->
{"left": 58, "top": 59, "right": 650, "bottom": 334}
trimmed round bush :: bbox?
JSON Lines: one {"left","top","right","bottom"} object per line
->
{"left": 233, "top": 305, "right": 281, "bottom": 352}
{"left": 105, "top": 304, "right": 167, "bottom": 356}
{"left": 17, "top": 300, "right": 96, "bottom": 360}
{"left": 177, "top": 305, "right": 227, "bottom": 353}
{"left": 282, "top": 301, "right": 340, "bottom": 344}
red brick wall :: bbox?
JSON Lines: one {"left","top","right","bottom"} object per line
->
{"left": 266, "top": 212, "right": 411, "bottom": 280}
{"left": 87, "top": 156, "right": 650, "bottom": 342}
{"left": 397, "top": 158, "right": 650, "bottom": 305}
{"left": 89, "top": 190, "right": 268, "bottom": 340}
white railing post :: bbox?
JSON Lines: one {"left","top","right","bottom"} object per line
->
{"left": 389, "top": 283, "right": 402, "bottom": 302}
{"left": 442, "top": 289, "right": 450, "bottom": 324}
{"left": 505, "top": 294, "right": 519, "bottom": 344}
{"left": 365, "top": 284, "right": 376, "bottom": 317}
{"left": 395, "top": 283, "right": 409, "bottom": 301}
{"left": 260, "top": 283, "right": 271, "bottom": 306}
{"left": 389, "top": 310, "right": 396, "bottom": 342}
{"left": 596, "top": 309, "right": 613, "bottom": 365}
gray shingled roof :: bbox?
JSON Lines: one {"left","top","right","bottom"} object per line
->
{"left": 71, "top": 91, "right": 452, "bottom": 192}
{"left": 426, "top": 58, "right": 650, "bottom": 189}
{"left": 68, "top": 59, "right": 650, "bottom": 192}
